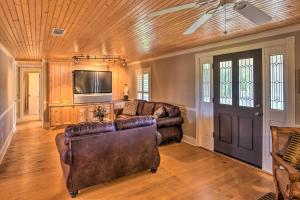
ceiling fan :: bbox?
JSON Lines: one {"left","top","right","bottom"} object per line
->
{"left": 149, "top": 0, "right": 272, "bottom": 35}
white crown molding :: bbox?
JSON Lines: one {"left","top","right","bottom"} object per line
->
{"left": 0, "top": 42, "right": 13, "bottom": 58}
{"left": 129, "top": 24, "right": 300, "bottom": 65}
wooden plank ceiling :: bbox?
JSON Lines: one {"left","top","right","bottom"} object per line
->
{"left": 0, "top": 0, "right": 300, "bottom": 62}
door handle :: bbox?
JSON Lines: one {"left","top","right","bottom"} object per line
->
{"left": 254, "top": 112, "right": 263, "bottom": 117}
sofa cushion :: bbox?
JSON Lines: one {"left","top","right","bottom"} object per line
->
{"left": 115, "top": 116, "right": 156, "bottom": 130}
{"left": 283, "top": 131, "right": 300, "bottom": 170}
{"left": 141, "top": 102, "right": 156, "bottom": 115}
{"left": 156, "top": 117, "right": 184, "bottom": 128}
{"left": 65, "top": 121, "right": 116, "bottom": 144}
{"left": 153, "top": 106, "right": 166, "bottom": 119}
{"left": 164, "top": 103, "right": 181, "bottom": 117}
{"left": 118, "top": 114, "right": 135, "bottom": 120}
{"left": 136, "top": 100, "right": 146, "bottom": 115}
{"left": 122, "top": 101, "right": 138, "bottom": 116}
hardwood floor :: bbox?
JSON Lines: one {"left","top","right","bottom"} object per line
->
{"left": 0, "top": 121, "right": 274, "bottom": 200}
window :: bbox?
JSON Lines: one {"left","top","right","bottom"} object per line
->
{"left": 136, "top": 69, "right": 150, "bottom": 101}
{"left": 219, "top": 61, "right": 232, "bottom": 105}
{"left": 270, "top": 54, "right": 284, "bottom": 110}
{"left": 239, "top": 58, "right": 254, "bottom": 107}
{"left": 202, "top": 63, "right": 211, "bottom": 102}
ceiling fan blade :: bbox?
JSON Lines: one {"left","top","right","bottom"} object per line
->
{"left": 183, "top": 13, "right": 213, "bottom": 35}
{"left": 234, "top": 1, "right": 272, "bottom": 25}
{"left": 149, "top": 2, "right": 197, "bottom": 17}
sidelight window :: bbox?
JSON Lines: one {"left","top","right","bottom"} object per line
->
{"left": 239, "top": 58, "right": 254, "bottom": 107}
{"left": 270, "top": 54, "right": 284, "bottom": 110}
{"left": 219, "top": 61, "right": 232, "bottom": 105}
{"left": 202, "top": 63, "right": 211, "bottom": 102}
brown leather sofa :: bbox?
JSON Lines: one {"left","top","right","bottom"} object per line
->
{"left": 56, "top": 116, "right": 161, "bottom": 198}
{"left": 115, "top": 100, "right": 184, "bottom": 144}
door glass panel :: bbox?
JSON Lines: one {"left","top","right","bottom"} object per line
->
{"left": 270, "top": 54, "right": 284, "bottom": 110}
{"left": 202, "top": 63, "right": 211, "bottom": 102}
{"left": 219, "top": 61, "right": 232, "bottom": 105}
{"left": 239, "top": 58, "right": 254, "bottom": 107}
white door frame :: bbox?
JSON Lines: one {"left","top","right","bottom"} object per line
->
{"left": 195, "top": 36, "right": 295, "bottom": 173}
{"left": 18, "top": 65, "right": 44, "bottom": 122}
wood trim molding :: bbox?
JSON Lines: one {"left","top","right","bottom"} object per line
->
{"left": 182, "top": 135, "right": 196, "bottom": 146}
{"left": 0, "top": 41, "right": 13, "bottom": 58}
{"left": 0, "top": 104, "right": 14, "bottom": 120}
{"left": 0, "top": 129, "right": 15, "bottom": 164}
{"left": 0, "top": 105, "right": 15, "bottom": 164}
{"left": 129, "top": 24, "right": 300, "bottom": 65}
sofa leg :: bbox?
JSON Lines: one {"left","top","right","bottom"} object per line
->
{"left": 69, "top": 191, "right": 78, "bottom": 198}
{"left": 176, "top": 138, "right": 181, "bottom": 143}
{"left": 150, "top": 168, "right": 157, "bottom": 173}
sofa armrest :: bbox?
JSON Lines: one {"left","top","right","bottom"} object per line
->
{"left": 272, "top": 153, "right": 300, "bottom": 182}
{"left": 156, "top": 131, "right": 162, "bottom": 146}
{"left": 56, "top": 133, "right": 72, "bottom": 165}
{"left": 114, "top": 108, "right": 123, "bottom": 117}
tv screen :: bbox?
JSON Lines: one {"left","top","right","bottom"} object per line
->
{"left": 73, "top": 70, "right": 112, "bottom": 94}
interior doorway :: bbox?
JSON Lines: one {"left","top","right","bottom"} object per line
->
{"left": 25, "top": 73, "right": 40, "bottom": 118}
{"left": 19, "top": 67, "right": 43, "bottom": 122}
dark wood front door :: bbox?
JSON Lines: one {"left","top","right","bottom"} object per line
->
{"left": 213, "top": 49, "right": 263, "bottom": 168}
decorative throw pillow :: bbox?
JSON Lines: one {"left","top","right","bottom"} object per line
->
{"left": 153, "top": 106, "right": 166, "bottom": 119}
{"left": 283, "top": 131, "right": 300, "bottom": 170}
{"left": 122, "top": 101, "right": 138, "bottom": 116}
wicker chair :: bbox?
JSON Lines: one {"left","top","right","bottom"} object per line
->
{"left": 270, "top": 126, "right": 300, "bottom": 200}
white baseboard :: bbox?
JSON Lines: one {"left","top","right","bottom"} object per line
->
{"left": 182, "top": 135, "right": 196, "bottom": 146}
{"left": 0, "top": 128, "right": 15, "bottom": 164}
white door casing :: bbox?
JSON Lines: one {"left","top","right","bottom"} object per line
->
{"left": 195, "top": 36, "right": 296, "bottom": 173}
{"left": 195, "top": 57, "right": 214, "bottom": 150}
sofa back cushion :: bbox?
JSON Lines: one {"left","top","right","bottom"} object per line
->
{"left": 122, "top": 101, "right": 138, "bottom": 116}
{"left": 115, "top": 116, "right": 156, "bottom": 130}
{"left": 65, "top": 121, "right": 116, "bottom": 144}
{"left": 141, "top": 102, "right": 156, "bottom": 115}
{"left": 136, "top": 100, "right": 146, "bottom": 115}
{"left": 163, "top": 103, "right": 181, "bottom": 117}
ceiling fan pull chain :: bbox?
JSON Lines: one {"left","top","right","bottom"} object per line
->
{"left": 224, "top": 2, "right": 228, "bottom": 34}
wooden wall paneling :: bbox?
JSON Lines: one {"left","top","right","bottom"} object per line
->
{"left": 48, "top": 62, "right": 73, "bottom": 104}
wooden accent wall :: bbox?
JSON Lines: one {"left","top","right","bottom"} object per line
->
{"left": 48, "top": 62, "right": 73, "bottom": 104}
{"left": 48, "top": 61, "right": 128, "bottom": 104}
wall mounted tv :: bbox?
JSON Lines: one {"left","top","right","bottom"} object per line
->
{"left": 73, "top": 70, "right": 112, "bottom": 94}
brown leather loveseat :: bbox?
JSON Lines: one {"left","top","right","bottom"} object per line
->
{"left": 115, "top": 100, "right": 184, "bottom": 144}
{"left": 55, "top": 116, "right": 161, "bottom": 198}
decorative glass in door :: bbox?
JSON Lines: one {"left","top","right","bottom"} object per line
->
{"left": 239, "top": 58, "right": 254, "bottom": 107}
{"left": 219, "top": 61, "right": 232, "bottom": 105}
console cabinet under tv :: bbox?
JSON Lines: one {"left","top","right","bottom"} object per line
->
{"left": 49, "top": 103, "right": 114, "bottom": 127}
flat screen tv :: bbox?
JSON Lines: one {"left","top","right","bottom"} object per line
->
{"left": 73, "top": 70, "right": 112, "bottom": 94}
